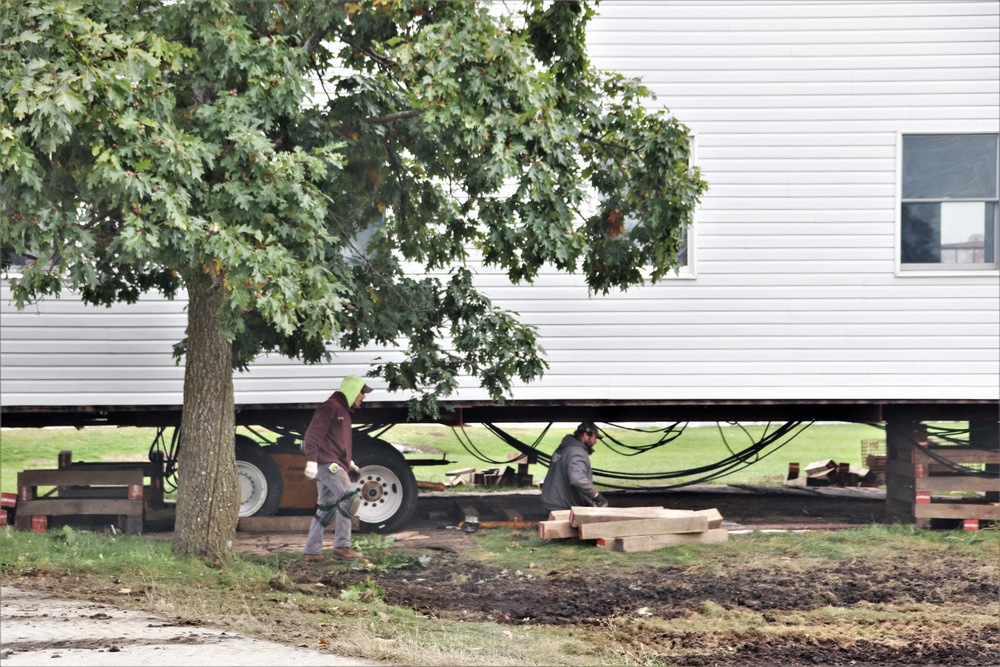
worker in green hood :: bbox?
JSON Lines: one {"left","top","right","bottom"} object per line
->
{"left": 301, "top": 375, "right": 373, "bottom": 561}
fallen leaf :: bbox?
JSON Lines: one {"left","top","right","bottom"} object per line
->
{"left": 378, "top": 611, "right": 390, "bottom": 622}
{"left": 118, "top": 588, "right": 131, "bottom": 594}
{"left": 503, "top": 630, "right": 513, "bottom": 639}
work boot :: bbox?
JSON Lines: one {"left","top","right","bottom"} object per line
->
{"left": 332, "top": 547, "right": 362, "bottom": 560}
{"left": 304, "top": 553, "right": 331, "bottom": 562}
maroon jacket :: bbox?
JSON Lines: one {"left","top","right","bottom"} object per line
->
{"left": 302, "top": 391, "right": 353, "bottom": 467}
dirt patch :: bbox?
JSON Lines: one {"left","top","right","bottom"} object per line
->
{"left": 280, "top": 544, "right": 997, "bottom": 666}
{"left": 247, "top": 488, "right": 995, "bottom": 667}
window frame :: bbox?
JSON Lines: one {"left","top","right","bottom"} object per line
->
{"left": 895, "top": 131, "right": 1000, "bottom": 276}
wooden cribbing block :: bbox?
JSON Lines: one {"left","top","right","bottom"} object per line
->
{"left": 601, "top": 528, "right": 729, "bottom": 553}
{"left": 455, "top": 501, "right": 479, "bottom": 524}
{"left": 916, "top": 476, "right": 999, "bottom": 493}
{"left": 538, "top": 519, "right": 577, "bottom": 540}
{"left": 499, "top": 506, "right": 523, "bottom": 521}
{"left": 693, "top": 508, "right": 724, "bottom": 529}
{"left": 445, "top": 468, "right": 476, "bottom": 487}
{"left": 569, "top": 506, "right": 680, "bottom": 527}
{"left": 805, "top": 459, "right": 836, "bottom": 478}
{"left": 548, "top": 509, "right": 571, "bottom": 521}
{"left": 913, "top": 447, "right": 1000, "bottom": 465}
{"left": 578, "top": 515, "right": 709, "bottom": 540}
{"left": 914, "top": 503, "right": 1000, "bottom": 520}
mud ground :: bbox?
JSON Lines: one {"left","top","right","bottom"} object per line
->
{"left": 260, "top": 487, "right": 996, "bottom": 667}
{"left": 275, "top": 538, "right": 997, "bottom": 667}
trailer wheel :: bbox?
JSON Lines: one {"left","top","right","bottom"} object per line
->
{"left": 236, "top": 436, "right": 284, "bottom": 518}
{"left": 352, "top": 432, "right": 418, "bottom": 534}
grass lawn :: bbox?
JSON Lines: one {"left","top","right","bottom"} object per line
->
{"left": 1, "top": 420, "right": 888, "bottom": 495}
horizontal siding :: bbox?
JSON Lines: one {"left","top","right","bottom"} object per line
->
{"left": 1, "top": 1, "right": 998, "bottom": 409}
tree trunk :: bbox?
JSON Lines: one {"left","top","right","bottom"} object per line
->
{"left": 173, "top": 274, "right": 238, "bottom": 559}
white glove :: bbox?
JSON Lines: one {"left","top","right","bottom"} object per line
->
{"left": 304, "top": 461, "right": 318, "bottom": 480}
{"left": 348, "top": 460, "right": 361, "bottom": 482}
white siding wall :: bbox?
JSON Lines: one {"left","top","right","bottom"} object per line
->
{"left": 2, "top": 0, "right": 998, "bottom": 407}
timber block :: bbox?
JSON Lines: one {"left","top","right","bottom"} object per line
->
{"left": 538, "top": 519, "right": 577, "bottom": 540}
{"left": 578, "top": 515, "right": 709, "bottom": 540}
{"left": 16, "top": 468, "right": 145, "bottom": 534}
{"left": 569, "top": 506, "right": 698, "bottom": 527}
{"left": 602, "top": 528, "right": 729, "bottom": 553}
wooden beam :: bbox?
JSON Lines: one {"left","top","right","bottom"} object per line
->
{"left": 602, "top": 528, "right": 729, "bottom": 553}
{"left": 578, "top": 515, "right": 709, "bottom": 540}
{"left": 694, "top": 508, "right": 724, "bottom": 529}
{"left": 916, "top": 476, "right": 1000, "bottom": 493}
{"left": 569, "top": 506, "right": 685, "bottom": 527}
{"left": 18, "top": 468, "right": 144, "bottom": 488}
{"left": 538, "top": 519, "right": 577, "bottom": 540}
{"left": 913, "top": 447, "right": 1000, "bottom": 465}
{"left": 913, "top": 503, "right": 1000, "bottom": 520}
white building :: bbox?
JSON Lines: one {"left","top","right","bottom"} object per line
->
{"left": 2, "top": 0, "right": 998, "bottom": 418}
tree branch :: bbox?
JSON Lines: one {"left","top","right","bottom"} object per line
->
{"left": 366, "top": 109, "right": 424, "bottom": 126}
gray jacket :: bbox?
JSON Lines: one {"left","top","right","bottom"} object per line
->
{"left": 540, "top": 434, "right": 597, "bottom": 512}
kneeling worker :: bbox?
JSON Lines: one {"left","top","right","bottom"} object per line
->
{"left": 540, "top": 421, "right": 608, "bottom": 513}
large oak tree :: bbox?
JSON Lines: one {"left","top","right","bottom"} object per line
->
{"left": 1, "top": 0, "right": 705, "bottom": 559}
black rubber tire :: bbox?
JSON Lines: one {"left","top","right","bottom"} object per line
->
{"left": 351, "top": 432, "right": 419, "bottom": 534}
{"left": 235, "top": 436, "right": 284, "bottom": 518}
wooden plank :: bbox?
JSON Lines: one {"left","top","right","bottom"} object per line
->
{"left": 18, "top": 469, "right": 144, "bottom": 488}
{"left": 804, "top": 459, "right": 836, "bottom": 477}
{"left": 578, "top": 515, "right": 709, "bottom": 540}
{"left": 538, "top": 519, "right": 577, "bottom": 540}
{"left": 417, "top": 481, "right": 446, "bottom": 492}
{"left": 916, "top": 476, "right": 1000, "bottom": 493}
{"left": 569, "top": 506, "right": 683, "bottom": 527}
{"left": 914, "top": 504, "right": 1000, "bottom": 520}
{"left": 913, "top": 447, "right": 1000, "bottom": 465}
{"left": 56, "top": 488, "right": 130, "bottom": 499}
{"left": 16, "top": 498, "right": 141, "bottom": 516}
{"left": 611, "top": 528, "right": 730, "bottom": 553}
{"left": 548, "top": 510, "right": 572, "bottom": 521}
{"left": 694, "top": 508, "right": 724, "bottom": 529}
{"left": 61, "top": 461, "right": 164, "bottom": 477}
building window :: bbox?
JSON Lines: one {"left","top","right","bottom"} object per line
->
{"left": 900, "top": 133, "right": 999, "bottom": 271}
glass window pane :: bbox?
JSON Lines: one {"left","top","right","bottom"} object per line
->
{"left": 902, "top": 135, "right": 998, "bottom": 200}
{"left": 901, "top": 202, "right": 941, "bottom": 263}
{"left": 940, "top": 202, "right": 991, "bottom": 264}
{"left": 902, "top": 202, "right": 997, "bottom": 265}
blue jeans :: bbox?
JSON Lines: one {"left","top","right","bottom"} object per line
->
{"left": 304, "top": 463, "right": 353, "bottom": 553}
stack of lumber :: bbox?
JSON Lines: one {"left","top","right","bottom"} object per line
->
{"left": 538, "top": 506, "right": 726, "bottom": 553}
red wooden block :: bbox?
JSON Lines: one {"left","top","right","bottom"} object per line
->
{"left": 963, "top": 519, "right": 979, "bottom": 532}
{"left": 31, "top": 516, "right": 47, "bottom": 533}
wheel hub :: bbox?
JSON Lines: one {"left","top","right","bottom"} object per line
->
{"left": 360, "top": 479, "right": 384, "bottom": 503}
